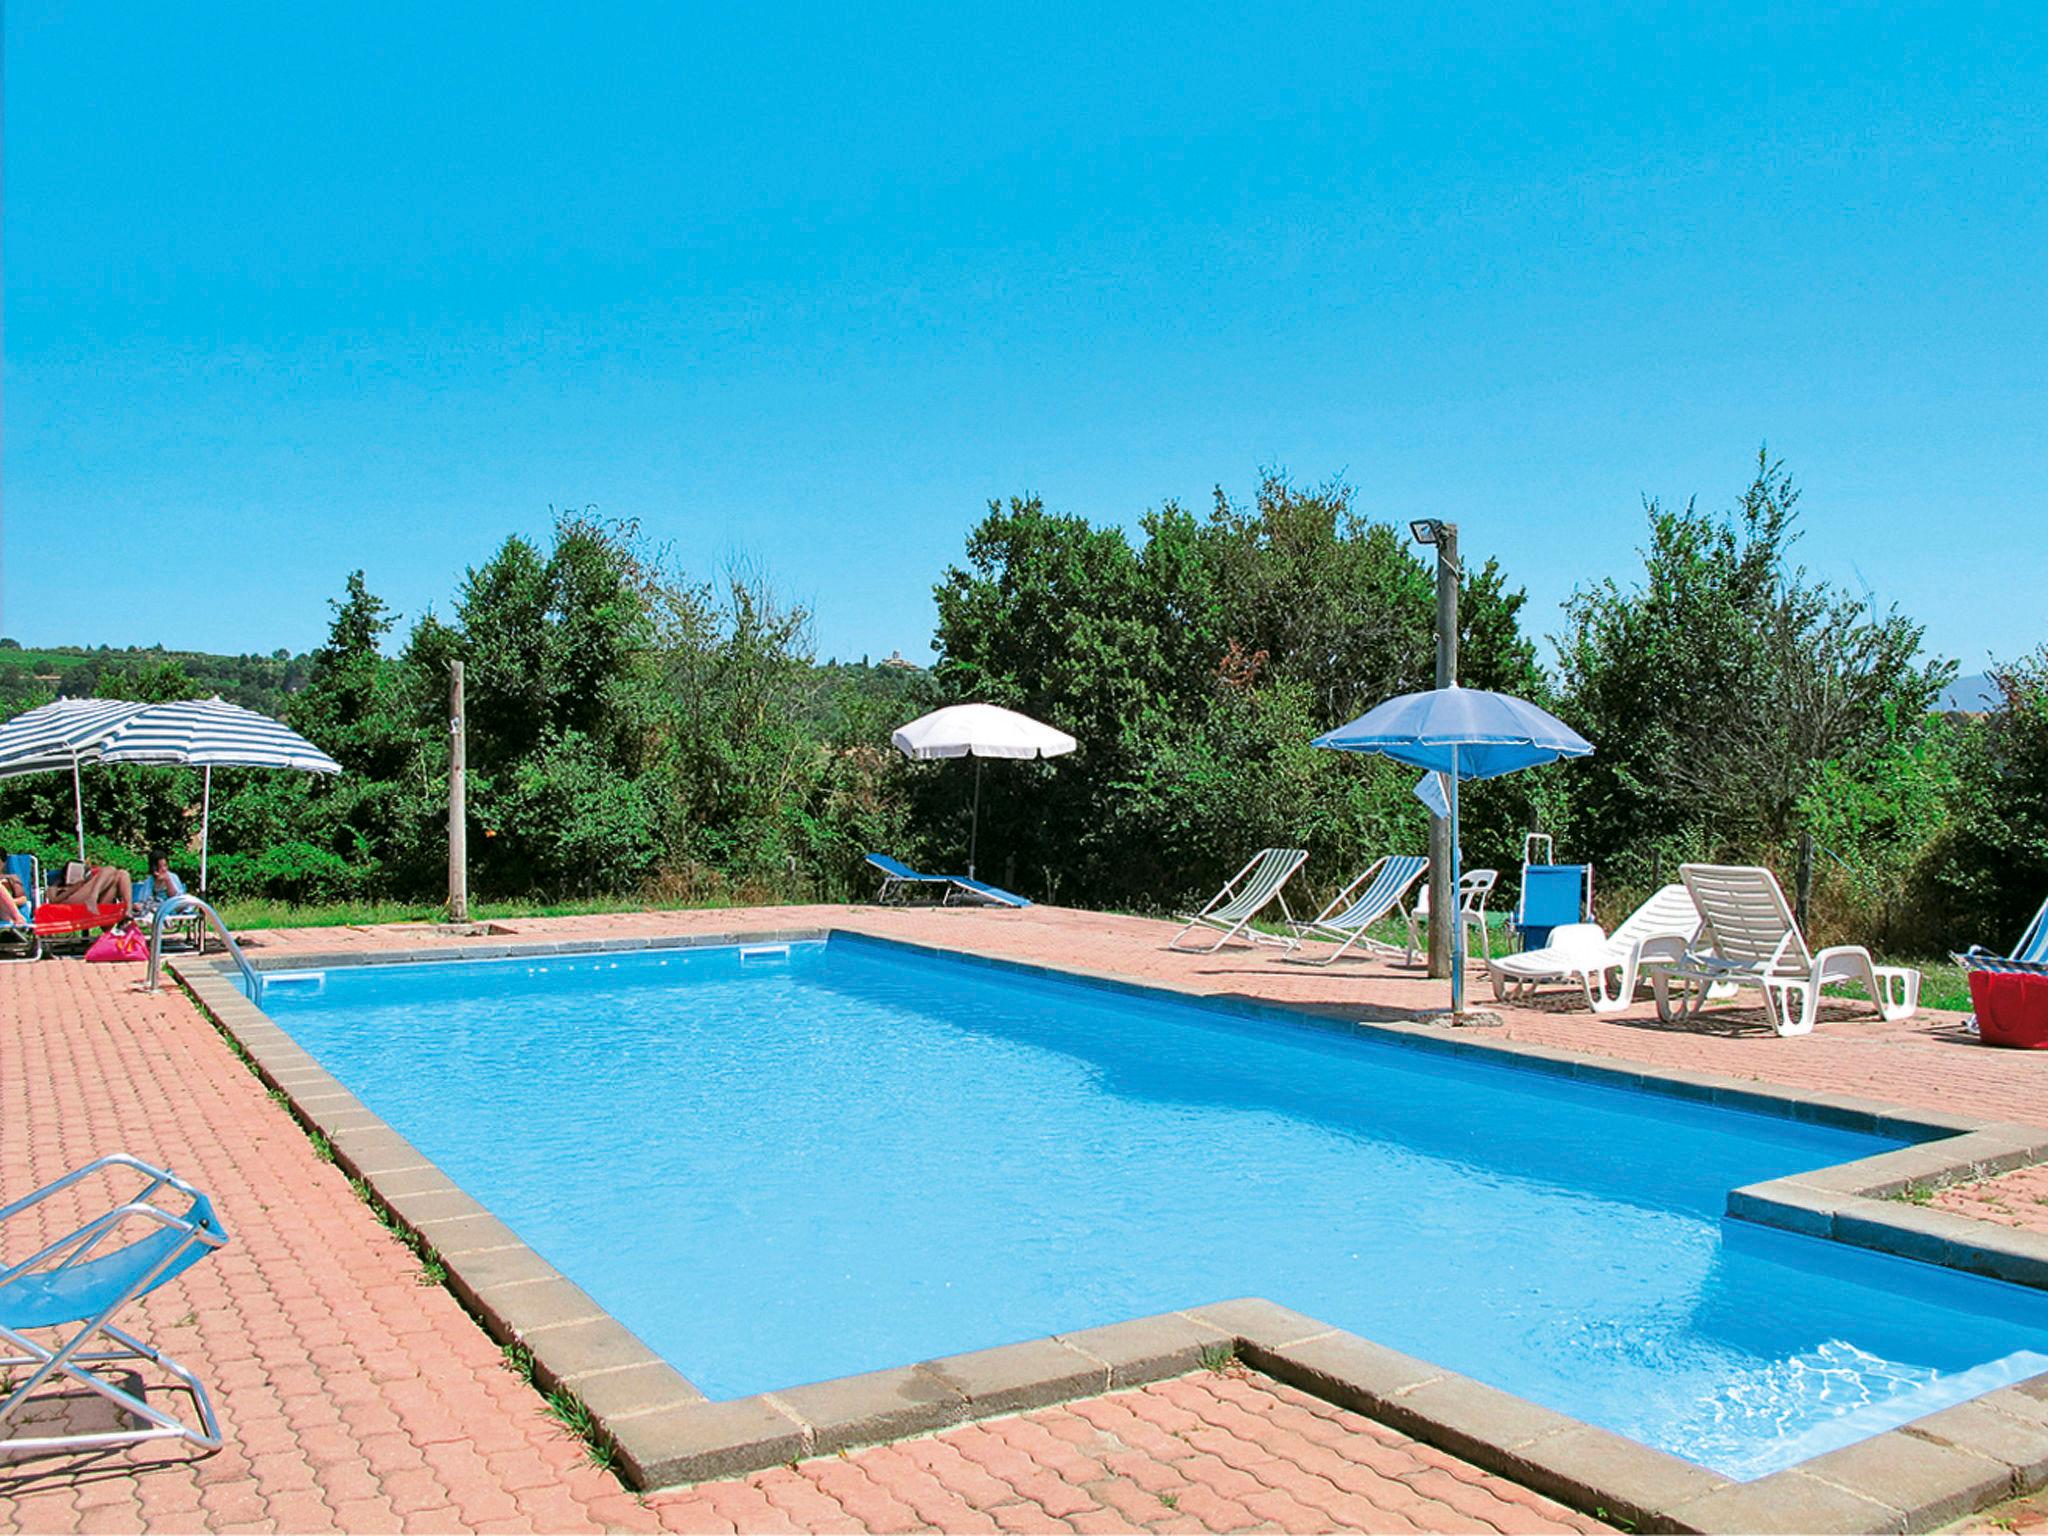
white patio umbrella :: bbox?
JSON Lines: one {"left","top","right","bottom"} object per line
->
{"left": 0, "top": 698, "right": 151, "bottom": 861}
{"left": 97, "top": 697, "right": 342, "bottom": 893}
{"left": 891, "top": 703, "right": 1077, "bottom": 877}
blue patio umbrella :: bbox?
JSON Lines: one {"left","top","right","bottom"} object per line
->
{"left": 1314, "top": 686, "right": 1593, "bottom": 1014}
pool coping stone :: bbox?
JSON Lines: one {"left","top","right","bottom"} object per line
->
{"left": 171, "top": 929, "right": 2048, "bottom": 1532}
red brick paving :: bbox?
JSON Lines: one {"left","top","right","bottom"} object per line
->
{"left": 1957, "top": 1487, "right": 2048, "bottom": 1533}
{"left": 1933, "top": 1162, "right": 2048, "bottom": 1235}
{"left": 5, "top": 899, "right": 2044, "bottom": 1532}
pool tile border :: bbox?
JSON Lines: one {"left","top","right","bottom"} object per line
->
{"left": 172, "top": 931, "right": 2048, "bottom": 1532}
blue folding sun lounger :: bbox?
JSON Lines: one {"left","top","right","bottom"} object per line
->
{"left": 1, "top": 1154, "right": 230, "bottom": 1455}
{"left": 1510, "top": 835, "right": 1593, "bottom": 951}
{"left": 865, "top": 853, "right": 1031, "bottom": 909}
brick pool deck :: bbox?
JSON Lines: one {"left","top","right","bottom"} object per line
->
{"left": 4, "top": 901, "right": 2046, "bottom": 1533}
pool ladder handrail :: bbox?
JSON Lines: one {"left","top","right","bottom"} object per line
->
{"left": 145, "top": 894, "right": 263, "bottom": 1004}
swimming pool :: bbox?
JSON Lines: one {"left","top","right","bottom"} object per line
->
{"left": 262, "top": 934, "right": 2048, "bottom": 1480}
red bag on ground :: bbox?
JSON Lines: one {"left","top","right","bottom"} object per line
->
{"left": 1969, "top": 969, "right": 2048, "bottom": 1049}
{"left": 84, "top": 926, "right": 148, "bottom": 964}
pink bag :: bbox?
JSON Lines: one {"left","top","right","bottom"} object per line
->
{"left": 85, "top": 926, "right": 148, "bottom": 963}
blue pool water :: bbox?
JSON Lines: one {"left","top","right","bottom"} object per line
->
{"left": 262, "top": 935, "right": 2048, "bottom": 1479}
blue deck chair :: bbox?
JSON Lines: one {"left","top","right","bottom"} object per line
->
{"left": 1510, "top": 835, "right": 1592, "bottom": 952}
{"left": 865, "top": 853, "right": 1031, "bottom": 910}
{"left": 1955, "top": 895, "right": 2048, "bottom": 975}
{"left": 1283, "top": 854, "right": 1429, "bottom": 966}
{"left": 1, "top": 1155, "right": 230, "bottom": 1455}
{"left": 2, "top": 852, "right": 41, "bottom": 961}
{"left": 944, "top": 876, "right": 1031, "bottom": 908}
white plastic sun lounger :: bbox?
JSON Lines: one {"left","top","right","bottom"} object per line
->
{"left": 1647, "top": 864, "right": 1920, "bottom": 1036}
{"left": 1168, "top": 848, "right": 1309, "bottom": 953}
{"left": 1487, "top": 883, "right": 1700, "bottom": 1013}
{"left": 1283, "top": 854, "right": 1429, "bottom": 966}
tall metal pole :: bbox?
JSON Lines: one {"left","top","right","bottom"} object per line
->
{"left": 448, "top": 660, "right": 468, "bottom": 923}
{"left": 71, "top": 755, "right": 87, "bottom": 864}
{"left": 968, "top": 757, "right": 984, "bottom": 879}
{"left": 1426, "top": 522, "right": 1460, "bottom": 980}
{"left": 199, "top": 766, "right": 212, "bottom": 894}
{"left": 1448, "top": 745, "right": 1465, "bottom": 1015}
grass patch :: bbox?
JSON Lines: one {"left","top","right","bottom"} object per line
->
{"left": 502, "top": 1342, "right": 536, "bottom": 1384}
{"left": 1891, "top": 1181, "right": 1938, "bottom": 1206}
{"left": 1198, "top": 1342, "right": 1239, "bottom": 1374}
{"left": 1825, "top": 956, "right": 1969, "bottom": 1014}
{"left": 545, "top": 1386, "right": 615, "bottom": 1470}
{"left": 347, "top": 1176, "right": 447, "bottom": 1286}
{"left": 1907, "top": 958, "right": 1970, "bottom": 1013}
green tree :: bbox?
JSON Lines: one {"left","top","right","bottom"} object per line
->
{"left": 931, "top": 473, "right": 1548, "bottom": 907}
{"left": 1556, "top": 451, "right": 1953, "bottom": 896}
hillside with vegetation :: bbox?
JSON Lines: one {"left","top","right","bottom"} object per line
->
{"left": 3, "top": 451, "right": 2044, "bottom": 960}
{"left": 0, "top": 641, "right": 314, "bottom": 716}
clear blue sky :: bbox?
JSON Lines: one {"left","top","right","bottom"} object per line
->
{"left": 5, "top": 2, "right": 2043, "bottom": 673}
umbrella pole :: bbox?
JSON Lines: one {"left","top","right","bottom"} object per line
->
{"left": 200, "top": 766, "right": 212, "bottom": 895}
{"left": 72, "top": 755, "right": 87, "bottom": 864}
{"left": 968, "top": 757, "right": 983, "bottom": 879}
{"left": 1449, "top": 747, "right": 1465, "bottom": 1017}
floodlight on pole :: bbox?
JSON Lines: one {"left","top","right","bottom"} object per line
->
{"left": 1417, "top": 519, "right": 1460, "bottom": 987}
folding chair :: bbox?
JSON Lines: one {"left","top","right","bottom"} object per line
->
{"left": 1168, "top": 848, "right": 1309, "bottom": 953}
{"left": 1283, "top": 854, "right": 1429, "bottom": 966}
{"left": 1, "top": 1155, "right": 230, "bottom": 1454}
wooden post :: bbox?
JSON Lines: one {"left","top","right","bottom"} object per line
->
{"left": 1795, "top": 830, "right": 1814, "bottom": 935}
{"left": 448, "top": 661, "right": 468, "bottom": 923}
{"left": 1426, "top": 522, "right": 1460, "bottom": 980}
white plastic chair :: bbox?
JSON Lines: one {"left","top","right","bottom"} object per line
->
{"left": 1412, "top": 868, "right": 1498, "bottom": 963}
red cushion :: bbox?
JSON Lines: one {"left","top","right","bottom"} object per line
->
{"left": 32, "top": 902, "right": 127, "bottom": 936}
{"left": 1969, "top": 969, "right": 2048, "bottom": 1049}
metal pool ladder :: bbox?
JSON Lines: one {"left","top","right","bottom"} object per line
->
{"left": 145, "top": 895, "right": 264, "bottom": 1004}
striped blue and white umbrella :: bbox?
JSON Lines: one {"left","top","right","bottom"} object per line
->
{"left": 98, "top": 698, "right": 341, "bottom": 891}
{"left": 99, "top": 697, "right": 341, "bottom": 775}
{"left": 0, "top": 699, "right": 153, "bottom": 860}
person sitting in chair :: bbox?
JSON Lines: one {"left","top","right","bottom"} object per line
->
{"left": 46, "top": 861, "right": 134, "bottom": 915}
{"left": 0, "top": 862, "right": 26, "bottom": 927}
{"left": 137, "top": 852, "right": 185, "bottom": 907}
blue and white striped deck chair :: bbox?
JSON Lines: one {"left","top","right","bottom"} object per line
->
{"left": 1, "top": 1155, "right": 230, "bottom": 1455}
{"left": 1168, "top": 848, "right": 1309, "bottom": 953}
{"left": 1284, "top": 854, "right": 1429, "bottom": 966}
{"left": 1954, "top": 895, "right": 2048, "bottom": 976}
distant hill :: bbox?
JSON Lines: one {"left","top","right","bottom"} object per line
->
{"left": 1940, "top": 673, "right": 1999, "bottom": 714}
{"left": 0, "top": 640, "right": 314, "bottom": 716}
{"left": 0, "top": 638, "right": 939, "bottom": 735}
